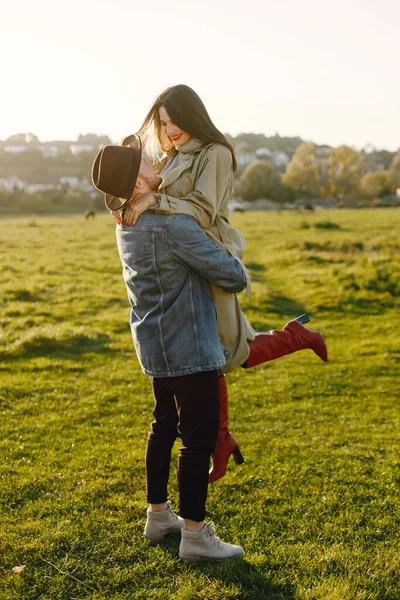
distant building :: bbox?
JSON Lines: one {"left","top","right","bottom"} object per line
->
{"left": 40, "top": 144, "right": 61, "bottom": 158}
{"left": 236, "top": 150, "right": 256, "bottom": 167}
{"left": 0, "top": 176, "right": 26, "bottom": 191}
{"left": 70, "top": 144, "right": 94, "bottom": 155}
{"left": 255, "top": 148, "right": 272, "bottom": 158}
{"left": 60, "top": 176, "right": 80, "bottom": 187}
{"left": 4, "top": 145, "right": 27, "bottom": 154}
{"left": 79, "top": 178, "right": 97, "bottom": 192}
{"left": 25, "top": 183, "right": 56, "bottom": 193}
{"left": 271, "top": 151, "right": 289, "bottom": 168}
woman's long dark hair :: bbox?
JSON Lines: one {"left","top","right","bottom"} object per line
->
{"left": 138, "top": 84, "right": 237, "bottom": 171}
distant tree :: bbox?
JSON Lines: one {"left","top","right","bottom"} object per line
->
{"left": 235, "top": 133, "right": 270, "bottom": 151}
{"left": 359, "top": 171, "right": 390, "bottom": 199}
{"left": 240, "top": 160, "right": 286, "bottom": 201}
{"left": 282, "top": 143, "right": 320, "bottom": 197}
{"left": 389, "top": 149, "right": 400, "bottom": 172}
{"left": 92, "top": 195, "right": 107, "bottom": 211}
{"left": 74, "top": 151, "right": 99, "bottom": 180}
{"left": 235, "top": 142, "right": 252, "bottom": 153}
{"left": 233, "top": 133, "right": 304, "bottom": 157}
{"left": 326, "top": 146, "right": 365, "bottom": 199}
{"left": 77, "top": 133, "right": 112, "bottom": 146}
{"left": 5, "top": 133, "right": 39, "bottom": 145}
{"left": 386, "top": 170, "right": 400, "bottom": 193}
{"left": 365, "top": 149, "right": 396, "bottom": 171}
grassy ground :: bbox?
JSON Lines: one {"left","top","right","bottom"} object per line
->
{"left": 0, "top": 209, "right": 399, "bottom": 600}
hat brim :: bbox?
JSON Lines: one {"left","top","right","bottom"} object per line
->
{"left": 120, "top": 133, "right": 141, "bottom": 148}
{"left": 103, "top": 134, "right": 142, "bottom": 211}
{"left": 105, "top": 193, "right": 129, "bottom": 212}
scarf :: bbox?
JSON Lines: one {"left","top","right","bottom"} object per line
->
{"left": 175, "top": 137, "right": 204, "bottom": 154}
{"left": 160, "top": 138, "right": 204, "bottom": 179}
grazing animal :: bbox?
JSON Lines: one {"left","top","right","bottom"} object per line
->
{"left": 84, "top": 210, "right": 96, "bottom": 220}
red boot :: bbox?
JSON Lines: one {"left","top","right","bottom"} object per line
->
{"left": 208, "top": 376, "right": 244, "bottom": 484}
{"left": 245, "top": 314, "right": 328, "bottom": 368}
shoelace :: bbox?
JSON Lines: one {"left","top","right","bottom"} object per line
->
{"left": 204, "top": 522, "right": 221, "bottom": 547}
{"left": 167, "top": 501, "right": 179, "bottom": 520}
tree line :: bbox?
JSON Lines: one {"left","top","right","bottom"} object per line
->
{"left": 237, "top": 143, "right": 400, "bottom": 204}
{"left": 0, "top": 133, "right": 399, "bottom": 213}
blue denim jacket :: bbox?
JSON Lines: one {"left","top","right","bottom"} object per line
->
{"left": 116, "top": 212, "right": 247, "bottom": 377}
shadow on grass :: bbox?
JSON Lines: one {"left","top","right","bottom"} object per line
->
{"left": 245, "top": 291, "right": 307, "bottom": 328}
{"left": 246, "top": 262, "right": 267, "bottom": 284}
{"left": 267, "top": 292, "right": 307, "bottom": 320}
{"left": 198, "top": 559, "right": 294, "bottom": 600}
{"left": 5, "top": 289, "right": 39, "bottom": 302}
{"left": 161, "top": 536, "right": 294, "bottom": 599}
{"left": 7, "top": 332, "right": 114, "bottom": 361}
{"left": 315, "top": 297, "right": 398, "bottom": 315}
{"left": 246, "top": 287, "right": 399, "bottom": 321}
{"left": 25, "top": 365, "right": 87, "bottom": 373}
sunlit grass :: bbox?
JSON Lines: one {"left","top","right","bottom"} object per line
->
{"left": 1, "top": 209, "right": 399, "bottom": 599}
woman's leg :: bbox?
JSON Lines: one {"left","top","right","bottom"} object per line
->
{"left": 208, "top": 376, "right": 244, "bottom": 483}
{"left": 209, "top": 316, "right": 327, "bottom": 485}
{"left": 243, "top": 315, "right": 328, "bottom": 368}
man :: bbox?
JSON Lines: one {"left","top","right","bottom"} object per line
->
{"left": 92, "top": 138, "right": 246, "bottom": 562}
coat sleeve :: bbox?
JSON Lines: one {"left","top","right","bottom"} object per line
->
{"left": 166, "top": 214, "right": 247, "bottom": 293}
{"left": 152, "top": 145, "right": 232, "bottom": 229}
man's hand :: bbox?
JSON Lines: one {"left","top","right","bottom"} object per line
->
{"left": 123, "top": 193, "right": 157, "bottom": 226}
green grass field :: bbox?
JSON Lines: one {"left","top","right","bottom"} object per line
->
{"left": 1, "top": 209, "right": 399, "bottom": 600}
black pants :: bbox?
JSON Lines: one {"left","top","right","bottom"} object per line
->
{"left": 146, "top": 370, "right": 220, "bottom": 522}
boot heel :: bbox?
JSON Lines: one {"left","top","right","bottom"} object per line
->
{"left": 232, "top": 447, "right": 245, "bottom": 465}
{"left": 295, "top": 314, "right": 310, "bottom": 325}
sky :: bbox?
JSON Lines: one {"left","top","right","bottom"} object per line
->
{"left": 1, "top": 0, "right": 399, "bottom": 150}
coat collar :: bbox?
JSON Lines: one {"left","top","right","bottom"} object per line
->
{"left": 154, "top": 144, "right": 212, "bottom": 190}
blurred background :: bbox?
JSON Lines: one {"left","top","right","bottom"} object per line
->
{"left": 1, "top": 0, "right": 399, "bottom": 214}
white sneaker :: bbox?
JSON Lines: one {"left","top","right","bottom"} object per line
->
{"left": 179, "top": 521, "right": 244, "bottom": 563}
{"left": 144, "top": 501, "right": 184, "bottom": 542}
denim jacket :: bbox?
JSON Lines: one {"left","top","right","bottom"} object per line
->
{"left": 116, "top": 212, "right": 247, "bottom": 377}
{"left": 152, "top": 143, "right": 256, "bottom": 373}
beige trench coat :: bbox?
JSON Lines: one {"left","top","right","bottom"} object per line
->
{"left": 152, "top": 143, "right": 256, "bottom": 373}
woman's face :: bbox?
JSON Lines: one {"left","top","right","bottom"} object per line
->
{"left": 159, "top": 106, "right": 191, "bottom": 146}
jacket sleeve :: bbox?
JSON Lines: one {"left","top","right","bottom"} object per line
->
{"left": 152, "top": 145, "right": 232, "bottom": 229}
{"left": 166, "top": 214, "right": 247, "bottom": 293}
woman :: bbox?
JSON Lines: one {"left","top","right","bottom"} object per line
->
{"left": 116, "top": 85, "right": 327, "bottom": 482}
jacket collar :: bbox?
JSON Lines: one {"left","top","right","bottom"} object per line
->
{"left": 154, "top": 144, "right": 212, "bottom": 190}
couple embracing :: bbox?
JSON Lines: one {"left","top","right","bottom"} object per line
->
{"left": 92, "top": 84, "right": 327, "bottom": 563}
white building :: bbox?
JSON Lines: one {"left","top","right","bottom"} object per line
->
{"left": 0, "top": 176, "right": 26, "bottom": 191}
{"left": 4, "top": 146, "right": 27, "bottom": 154}
{"left": 255, "top": 148, "right": 273, "bottom": 159}
{"left": 236, "top": 151, "right": 257, "bottom": 167}
{"left": 70, "top": 144, "right": 94, "bottom": 155}
{"left": 80, "top": 178, "right": 97, "bottom": 192}
{"left": 41, "top": 144, "right": 60, "bottom": 158}
{"left": 272, "top": 151, "right": 289, "bottom": 168}
{"left": 25, "top": 183, "right": 56, "bottom": 193}
{"left": 60, "top": 176, "right": 80, "bottom": 187}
